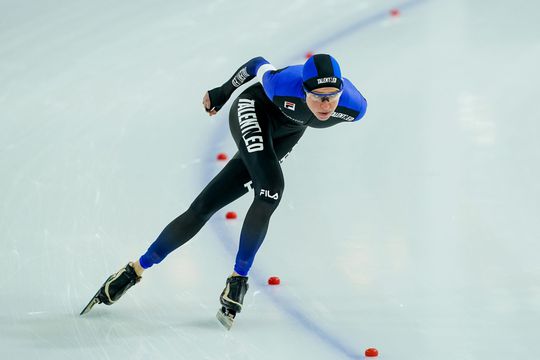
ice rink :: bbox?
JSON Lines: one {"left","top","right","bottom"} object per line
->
{"left": 1, "top": 0, "right": 539, "bottom": 359}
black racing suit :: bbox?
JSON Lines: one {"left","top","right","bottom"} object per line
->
{"left": 138, "top": 57, "right": 366, "bottom": 276}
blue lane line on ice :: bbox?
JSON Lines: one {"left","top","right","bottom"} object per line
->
{"left": 291, "top": 0, "right": 427, "bottom": 58}
{"left": 202, "top": 1, "right": 426, "bottom": 358}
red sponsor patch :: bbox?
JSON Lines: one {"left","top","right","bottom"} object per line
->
{"left": 284, "top": 101, "right": 296, "bottom": 111}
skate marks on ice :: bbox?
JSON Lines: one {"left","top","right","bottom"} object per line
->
{"left": 1, "top": 311, "right": 195, "bottom": 357}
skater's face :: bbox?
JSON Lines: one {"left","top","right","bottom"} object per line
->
{"left": 305, "top": 87, "right": 342, "bottom": 121}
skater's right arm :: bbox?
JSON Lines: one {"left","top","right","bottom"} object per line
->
{"left": 203, "top": 57, "right": 275, "bottom": 115}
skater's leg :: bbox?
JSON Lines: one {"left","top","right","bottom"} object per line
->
{"left": 138, "top": 155, "right": 251, "bottom": 270}
{"left": 237, "top": 127, "right": 306, "bottom": 204}
{"left": 82, "top": 147, "right": 253, "bottom": 315}
{"left": 216, "top": 90, "right": 305, "bottom": 326}
{"left": 228, "top": 97, "right": 306, "bottom": 276}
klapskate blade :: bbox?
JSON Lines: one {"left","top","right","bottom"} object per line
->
{"left": 80, "top": 290, "right": 101, "bottom": 316}
{"left": 216, "top": 309, "right": 234, "bottom": 330}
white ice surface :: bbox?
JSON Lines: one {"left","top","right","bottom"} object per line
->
{"left": 1, "top": 0, "right": 539, "bottom": 359}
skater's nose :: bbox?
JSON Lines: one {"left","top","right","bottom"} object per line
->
{"left": 320, "top": 101, "right": 331, "bottom": 111}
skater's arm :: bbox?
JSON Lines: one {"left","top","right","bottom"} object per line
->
{"left": 203, "top": 57, "right": 274, "bottom": 115}
{"left": 341, "top": 78, "right": 368, "bottom": 122}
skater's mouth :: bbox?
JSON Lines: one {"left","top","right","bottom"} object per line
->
{"left": 316, "top": 111, "right": 332, "bottom": 120}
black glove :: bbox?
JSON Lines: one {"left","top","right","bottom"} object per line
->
{"left": 206, "top": 87, "right": 229, "bottom": 112}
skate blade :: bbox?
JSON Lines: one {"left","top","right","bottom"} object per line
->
{"left": 80, "top": 290, "right": 101, "bottom": 316}
{"left": 216, "top": 309, "right": 234, "bottom": 330}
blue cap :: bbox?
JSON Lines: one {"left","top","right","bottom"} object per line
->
{"left": 302, "top": 54, "right": 343, "bottom": 91}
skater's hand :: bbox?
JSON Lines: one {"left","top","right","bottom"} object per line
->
{"left": 203, "top": 92, "right": 218, "bottom": 116}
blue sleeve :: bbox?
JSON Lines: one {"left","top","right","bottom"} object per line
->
{"left": 341, "top": 78, "right": 367, "bottom": 122}
{"left": 246, "top": 57, "right": 270, "bottom": 76}
{"left": 354, "top": 96, "right": 367, "bottom": 122}
{"left": 259, "top": 65, "right": 304, "bottom": 101}
{"left": 261, "top": 70, "right": 277, "bottom": 100}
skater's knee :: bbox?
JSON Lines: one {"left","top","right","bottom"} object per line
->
{"left": 254, "top": 178, "right": 284, "bottom": 206}
{"left": 255, "top": 188, "right": 282, "bottom": 206}
{"left": 254, "top": 187, "right": 283, "bottom": 212}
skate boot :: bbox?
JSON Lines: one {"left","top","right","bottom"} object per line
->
{"left": 216, "top": 275, "right": 249, "bottom": 330}
{"left": 80, "top": 262, "right": 141, "bottom": 315}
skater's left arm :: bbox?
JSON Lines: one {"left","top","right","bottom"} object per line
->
{"left": 339, "top": 78, "right": 368, "bottom": 123}
{"left": 203, "top": 57, "right": 275, "bottom": 115}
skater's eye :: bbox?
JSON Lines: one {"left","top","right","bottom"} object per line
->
{"left": 304, "top": 89, "right": 343, "bottom": 103}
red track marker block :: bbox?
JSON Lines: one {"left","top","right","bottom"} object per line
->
{"left": 365, "top": 348, "right": 379, "bottom": 357}
{"left": 390, "top": 8, "right": 400, "bottom": 17}
{"left": 225, "top": 211, "right": 237, "bottom": 219}
{"left": 268, "top": 276, "right": 281, "bottom": 285}
{"left": 217, "top": 153, "right": 228, "bottom": 161}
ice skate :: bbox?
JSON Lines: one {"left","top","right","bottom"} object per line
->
{"left": 216, "top": 275, "right": 249, "bottom": 330}
{"left": 80, "top": 262, "right": 141, "bottom": 315}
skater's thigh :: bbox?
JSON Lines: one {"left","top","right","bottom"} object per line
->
{"left": 228, "top": 95, "right": 283, "bottom": 192}
{"left": 191, "top": 155, "right": 251, "bottom": 214}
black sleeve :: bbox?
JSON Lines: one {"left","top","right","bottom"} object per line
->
{"left": 207, "top": 57, "right": 269, "bottom": 111}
